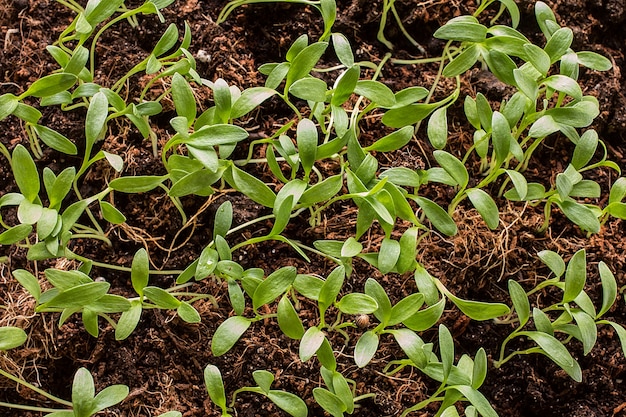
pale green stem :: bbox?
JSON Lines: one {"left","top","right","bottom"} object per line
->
{"left": 0, "top": 368, "right": 73, "bottom": 407}
{"left": 0, "top": 402, "right": 68, "bottom": 413}
{"left": 65, "top": 251, "right": 185, "bottom": 275}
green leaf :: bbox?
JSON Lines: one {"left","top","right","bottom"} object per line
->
{"left": 354, "top": 330, "right": 379, "bottom": 368}
{"left": 571, "top": 309, "right": 597, "bottom": 355}
{"left": 576, "top": 51, "right": 612, "bottom": 71}
{"left": 466, "top": 188, "right": 500, "bottom": 230}
{"left": 231, "top": 87, "right": 276, "bottom": 119}
{"left": 533, "top": 307, "right": 554, "bottom": 335}
{"left": 332, "top": 65, "right": 359, "bottom": 106}
{"left": 299, "top": 326, "right": 325, "bottom": 362}
{"left": 253, "top": 267, "right": 297, "bottom": 310}
{"left": 389, "top": 293, "right": 425, "bottom": 326}
{"left": 100, "top": 201, "right": 126, "bottom": 225}
{"left": 72, "top": 367, "right": 95, "bottom": 417}
{"left": 152, "top": 23, "right": 178, "bottom": 56}
{"left": 0, "top": 327, "right": 27, "bottom": 350}
{"left": 396, "top": 227, "right": 419, "bottom": 274}
{"left": 340, "top": 237, "right": 362, "bottom": 258}
{"left": 84, "top": 0, "right": 125, "bottom": 26}
{"left": 13, "top": 269, "right": 41, "bottom": 302}
{"left": 472, "top": 347, "right": 488, "bottom": 388}
{"left": 225, "top": 165, "right": 276, "bottom": 207}
{"left": 364, "top": 125, "right": 413, "bottom": 152}
{"left": 331, "top": 371, "right": 353, "bottom": 413}
{"left": 12, "top": 145, "right": 40, "bottom": 202}
{"left": 32, "top": 124, "right": 77, "bottom": 155}
{"left": 376, "top": 237, "right": 400, "bottom": 274}
{"left": 332, "top": 33, "right": 354, "bottom": 67}
{"left": 563, "top": 249, "right": 586, "bottom": 303}
{"left": 40, "top": 282, "right": 109, "bottom": 309}
{"left": 446, "top": 291, "right": 510, "bottom": 321}
{"left": 336, "top": 293, "right": 378, "bottom": 315}
{"left": 434, "top": 17, "right": 487, "bottom": 42}
{"left": 20, "top": 73, "right": 77, "bottom": 99}
{"left": 285, "top": 42, "right": 328, "bottom": 91}
{"left": 213, "top": 201, "right": 233, "bottom": 239}
{"left": 544, "top": 27, "right": 573, "bottom": 63}
{"left": 312, "top": 388, "right": 346, "bottom": 417}
{"left": 390, "top": 329, "right": 428, "bottom": 368}
{"left": 382, "top": 102, "right": 440, "bottom": 128}
{"left": 439, "top": 324, "right": 454, "bottom": 381}
{"left": 491, "top": 111, "right": 512, "bottom": 165}
{"left": 413, "top": 196, "right": 457, "bottom": 236}
{"left": 427, "top": 107, "right": 448, "bottom": 149}
{"left": 289, "top": 77, "right": 328, "bottom": 102}
{"left": 18, "top": 199, "right": 43, "bottom": 225}
{"left": 535, "top": 1, "right": 557, "bottom": 37}
{"left": 443, "top": 44, "right": 481, "bottom": 77}
{"left": 508, "top": 280, "right": 529, "bottom": 327}
{"left": 354, "top": 80, "right": 395, "bottom": 108}
{"left": 571, "top": 129, "right": 598, "bottom": 170}
{"left": 211, "top": 316, "right": 251, "bottom": 356}
{"left": 524, "top": 43, "right": 551, "bottom": 76}
{"left": 212, "top": 78, "right": 232, "bottom": 124}
{"left": 538, "top": 250, "right": 566, "bottom": 277}
{"left": 364, "top": 278, "right": 392, "bottom": 326}
{"left": 484, "top": 49, "right": 518, "bottom": 86}
{"left": 115, "top": 300, "right": 142, "bottom": 340}
{"left": 294, "top": 274, "right": 324, "bottom": 301}
{"left": 204, "top": 365, "right": 228, "bottom": 410}
{"left": 297, "top": 118, "right": 318, "bottom": 177}
{"left": 449, "top": 385, "right": 498, "bottom": 417}
{"left": 542, "top": 75, "right": 582, "bottom": 101}
{"left": 171, "top": 73, "right": 196, "bottom": 125}
{"left": 177, "top": 301, "right": 201, "bottom": 323}
{"left": 0, "top": 93, "right": 19, "bottom": 120}
{"left": 252, "top": 370, "right": 274, "bottom": 394}
{"left": 434, "top": 150, "right": 468, "bottom": 188}
{"left": 558, "top": 199, "right": 600, "bottom": 233}
{"left": 513, "top": 68, "right": 538, "bottom": 100}
{"left": 299, "top": 174, "right": 343, "bottom": 206}
{"left": 318, "top": 266, "right": 345, "bottom": 311}
{"left": 267, "top": 390, "right": 308, "bottom": 417}
{"left": 505, "top": 170, "right": 528, "bottom": 200}
{"left": 109, "top": 175, "right": 167, "bottom": 193}
{"left": 403, "top": 298, "right": 446, "bottom": 331}
{"left": 277, "top": 295, "right": 305, "bottom": 340}
{"left": 85, "top": 91, "right": 109, "bottom": 152}
{"left": 598, "top": 262, "right": 617, "bottom": 318}
{"left": 186, "top": 124, "right": 248, "bottom": 149}
{"left": 143, "top": 286, "right": 180, "bottom": 309}
{"left": 520, "top": 331, "right": 582, "bottom": 381}
{"left": 91, "top": 384, "right": 129, "bottom": 414}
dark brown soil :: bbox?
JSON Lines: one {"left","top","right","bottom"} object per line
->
{"left": 1, "top": 0, "right": 626, "bottom": 416}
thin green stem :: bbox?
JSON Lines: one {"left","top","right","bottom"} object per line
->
{"left": 65, "top": 251, "right": 185, "bottom": 275}
{"left": 0, "top": 402, "right": 68, "bottom": 413}
{"left": 0, "top": 368, "right": 73, "bottom": 407}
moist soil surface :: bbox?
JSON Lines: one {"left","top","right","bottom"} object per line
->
{"left": 1, "top": 0, "right": 626, "bottom": 416}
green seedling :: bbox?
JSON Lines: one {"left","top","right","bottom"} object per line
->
{"left": 354, "top": 265, "right": 508, "bottom": 369}
{"left": 209, "top": 266, "right": 300, "bottom": 357}
{"left": 313, "top": 365, "right": 375, "bottom": 416}
{"left": 13, "top": 249, "right": 209, "bottom": 340}
{"left": 383, "top": 325, "right": 497, "bottom": 417}
{"left": 495, "top": 249, "right": 626, "bottom": 382}
{"left": 292, "top": 266, "right": 379, "bottom": 368}
{"left": 422, "top": 1, "right": 614, "bottom": 232}
{"left": 205, "top": 365, "right": 307, "bottom": 417}
{"left": 0, "top": 144, "right": 120, "bottom": 257}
